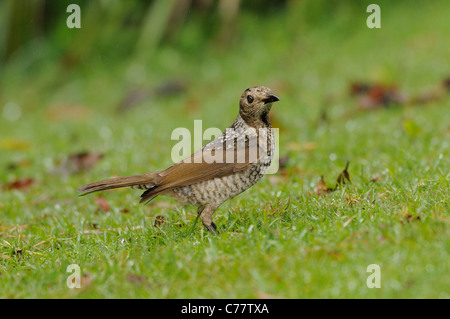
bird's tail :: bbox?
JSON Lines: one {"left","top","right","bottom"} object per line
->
{"left": 78, "top": 172, "right": 160, "bottom": 196}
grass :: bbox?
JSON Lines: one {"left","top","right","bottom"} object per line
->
{"left": 0, "top": 1, "right": 449, "bottom": 298}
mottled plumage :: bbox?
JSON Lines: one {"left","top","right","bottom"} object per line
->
{"left": 79, "top": 86, "right": 280, "bottom": 234}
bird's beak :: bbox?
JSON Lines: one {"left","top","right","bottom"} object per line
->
{"left": 262, "top": 94, "right": 280, "bottom": 104}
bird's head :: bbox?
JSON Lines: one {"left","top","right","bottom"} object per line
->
{"left": 239, "top": 86, "right": 280, "bottom": 127}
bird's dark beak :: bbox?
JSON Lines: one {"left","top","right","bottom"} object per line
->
{"left": 263, "top": 94, "right": 280, "bottom": 104}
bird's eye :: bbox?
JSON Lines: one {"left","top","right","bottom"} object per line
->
{"left": 247, "top": 95, "right": 254, "bottom": 103}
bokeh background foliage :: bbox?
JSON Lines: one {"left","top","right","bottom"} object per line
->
{"left": 0, "top": 0, "right": 449, "bottom": 298}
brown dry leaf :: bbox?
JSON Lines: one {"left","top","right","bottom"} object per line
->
{"left": 52, "top": 152, "right": 103, "bottom": 176}
{"left": 3, "top": 178, "right": 35, "bottom": 191}
{"left": 370, "top": 174, "right": 382, "bottom": 183}
{"left": 94, "top": 197, "right": 110, "bottom": 212}
{"left": 403, "top": 214, "right": 421, "bottom": 224}
{"left": 336, "top": 161, "right": 351, "bottom": 186}
{"left": 311, "top": 175, "right": 332, "bottom": 196}
{"left": 154, "top": 215, "right": 166, "bottom": 227}
{"left": 350, "top": 82, "right": 407, "bottom": 110}
{"left": 310, "top": 162, "right": 351, "bottom": 195}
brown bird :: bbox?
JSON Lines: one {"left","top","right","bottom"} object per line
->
{"left": 78, "top": 86, "right": 280, "bottom": 234}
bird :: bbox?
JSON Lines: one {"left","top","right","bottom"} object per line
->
{"left": 78, "top": 86, "right": 280, "bottom": 234}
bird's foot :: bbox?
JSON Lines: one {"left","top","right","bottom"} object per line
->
{"left": 203, "top": 222, "right": 218, "bottom": 235}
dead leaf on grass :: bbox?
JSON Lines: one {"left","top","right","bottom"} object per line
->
{"left": 336, "top": 161, "right": 351, "bottom": 186}
{"left": 350, "top": 82, "right": 407, "bottom": 110}
{"left": 52, "top": 152, "right": 103, "bottom": 176}
{"left": 370, "top": 173, "right": 382, "bottom": 183}
{"left": 310, "top": 175, "right": 332, "bottom": 195}
{"left": 3, "top": 178, "right": 35, "bottom": 191}
{"left": 154, "top": 215, "right": 166, "bottom": 227}
{"left": 310, "top": 162, "right": 352, "bottom": 195}
{"left": 94, "top": 197, "right": 110, "bottom": 212}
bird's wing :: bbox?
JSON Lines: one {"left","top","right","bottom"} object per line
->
{"left": 140, "top": 128, "right": 270, "bottom": 203}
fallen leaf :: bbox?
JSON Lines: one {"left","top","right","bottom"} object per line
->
{"left": 154, "top": 215, "right": 165, "bottom": 227}
{"left": 3, "top": 178, "right": 35, "bottom": 191}
{"left": 336, "top": 161, "right": 351, "bottom": 186}
{"left": 94, "top": 197, "right": 110, "bottom": 212}
{"left": 52, "top": 152, "right": 103, "bottom": 176}
{"left": 309, "top": 162, "right": 351, "bottom": 195}
{"left": 350, "top": 82, "right": 407, "bottom": 110}
{"left": 370, "top": 174, "right": 382, "bottom": 183}
{"left": 310, "top": 175, "right": 332, "bottom": 195}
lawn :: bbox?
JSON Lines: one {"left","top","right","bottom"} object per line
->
{"left": 0, "top": 1, "right": 449, "bottom": 298}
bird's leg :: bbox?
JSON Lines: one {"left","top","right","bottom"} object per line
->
{"left": 198, "top": 204, "right": 219, "bottom": 235}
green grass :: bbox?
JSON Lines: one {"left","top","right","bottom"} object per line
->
{"left": 0, "top": 1, "right": 449, "bottom": 298}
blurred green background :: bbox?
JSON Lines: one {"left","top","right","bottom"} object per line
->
{"left": 0, "top": 0, "right": 449, "bottom": 298}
